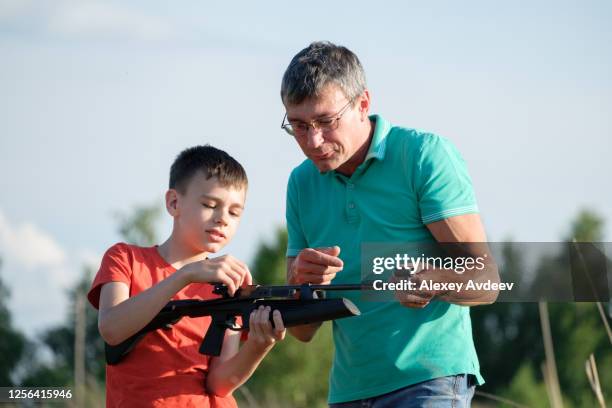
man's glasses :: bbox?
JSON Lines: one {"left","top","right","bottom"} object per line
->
{"left": 281, "top": 99, "right": 355, "bottom": 137}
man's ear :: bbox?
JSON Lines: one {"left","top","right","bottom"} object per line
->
{"left": 358, "top": 89, "right": 371, "bottom": 121}
{"left": 166, "top": 189, "right": 180, "bottom": 216}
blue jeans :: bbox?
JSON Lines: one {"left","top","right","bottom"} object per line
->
{"left": 329, "top": 374, "right": 476, "bottom": 408}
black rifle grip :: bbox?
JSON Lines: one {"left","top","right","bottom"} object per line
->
{"left": 199, "top": 317, "right": 227, "bottom": 356}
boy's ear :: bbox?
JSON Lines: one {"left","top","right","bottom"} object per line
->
{"left": 165, "top": 189, "right": 179, "bottom": 216}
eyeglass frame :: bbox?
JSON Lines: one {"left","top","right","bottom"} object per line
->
{"left": 280, "top": 98, "right": 356, "bottom": 137}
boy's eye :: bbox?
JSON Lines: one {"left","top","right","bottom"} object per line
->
{"left": 202, "top": 203, "right": 216, "bottom": 208}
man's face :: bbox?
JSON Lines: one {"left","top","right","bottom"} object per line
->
{"left": 285, "top": 84, "right": 367, "bottom": 174}
{"left": 171, "top": 172, "right": 246, "bottom": 254}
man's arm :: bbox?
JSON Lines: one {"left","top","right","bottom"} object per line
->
{"left": 397, "top": 214, "right": 499, "bottom": 308}
{"left": 426, "top": 213, "right": 499, "bottom": 305}
{"left": 426, "top": 212, "right": 486, "bottom": 243}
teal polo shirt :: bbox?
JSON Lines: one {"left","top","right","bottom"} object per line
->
{"left": 285, "top": 115, "right": 484, "bottom": 404}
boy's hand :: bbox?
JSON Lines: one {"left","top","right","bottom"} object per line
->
{"left": 246, "top": 306, "right": 286, "bottom": 350}
{"left": 182, "top": 255, "right": 252, "bottom": 295}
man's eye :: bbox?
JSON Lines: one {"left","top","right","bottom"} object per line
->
{"left": 202, "top": 203, "right": 216, "bottom": 208}
{"left": 291, "top": 122, "right": 308, "bottom": 130}
{"left": 318, "top": 118, "right": 334, "bottom": 126}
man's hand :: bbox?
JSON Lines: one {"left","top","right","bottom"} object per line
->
{"left": 288, "top": 246, "right": 344, "bottom": 285}
{"left": 181, "top": 255, "right": 253, "bottom": 296}
{"left": 391, "top": 273, "right": 440, "bottom": 309}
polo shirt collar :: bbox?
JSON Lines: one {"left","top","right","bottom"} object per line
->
{"left": 364, "top": 114, "right": 390, "bottom": 162}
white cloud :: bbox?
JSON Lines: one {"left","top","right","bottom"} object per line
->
{"left": 0, "top": 210, "right": 98, "bottom": 338}
{"left": 47, "top": 1, "right": 174, "bottom": 42}
{"left": 0, "top": 210, "right": 66, "bottom": 269}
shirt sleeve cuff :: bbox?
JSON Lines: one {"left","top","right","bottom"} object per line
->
{"left": 421, "top": 205, "right": 479, "bottom": 224}
{"left": 286, "top": 248, "right": 303, "bottom": 257}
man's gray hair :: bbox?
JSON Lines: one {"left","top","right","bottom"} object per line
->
{"left": 281, "top": 41, "right": 367, "bottom": 106}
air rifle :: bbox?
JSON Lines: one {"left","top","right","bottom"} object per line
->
{"left": 105, "top": 283, "right": 364, "bottom": 365}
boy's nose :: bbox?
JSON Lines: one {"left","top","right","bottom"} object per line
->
{"left": 215, "top": 212, "right": 229, "bottom": 226}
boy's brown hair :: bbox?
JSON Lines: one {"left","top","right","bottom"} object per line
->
{"left": 169, "top": 145, "right": 248, "bottom": 193}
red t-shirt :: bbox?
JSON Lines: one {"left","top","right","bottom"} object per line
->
{"left": 88, "top": 243, "right": 238, "bottom": 408}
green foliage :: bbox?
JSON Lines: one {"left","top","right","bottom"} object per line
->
{"left": 472, "top": 209, "right": 611, "bottom": 407}
{"left": 19, "top": 267, "right": 106, "bottom": 386}
{"left": 114, "top": 203, "right": 162, "bottom": 246}
{"left": 501, "top": 363, "right": 548, "bottom": 407}
{"left": 242, "top": 326, "right": 333, "bottom": 408}
{"left": 19, "top": 362, "right": 72, "bottom": 388}
{"left": 0, "top": 259, "right": 27, "bottom": 386}
{"left": 568, "top": 209, "right": 604, "bottom": 242}
{"left": 471, "top": 243, "right": 544, "bottom": 393}
{"left": 240, "top": 227, "right": 331, "bottom": 408}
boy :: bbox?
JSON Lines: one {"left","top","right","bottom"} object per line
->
{"left": 87, "top": 145, "right": 285, "bottom": 407}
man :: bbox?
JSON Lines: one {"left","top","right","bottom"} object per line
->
{"left": 281, "top": 41, "right": 498, "bottom": 407}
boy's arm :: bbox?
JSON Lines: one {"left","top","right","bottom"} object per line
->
{"left": 98, "top": 270, "right": 190, "bottom": 346}
{"left": 206, "top": 307, "right": 285, "bottom": 397}
{"left": 98, "top": 256, "right": 251, "bottom": 346}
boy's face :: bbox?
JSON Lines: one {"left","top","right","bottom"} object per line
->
{"left": 168, "top": 171, "right": 246, "bottom": 254}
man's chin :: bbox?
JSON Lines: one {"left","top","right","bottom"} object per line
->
{"left": 312, "top": 159, "right": 338, "bottom": 174}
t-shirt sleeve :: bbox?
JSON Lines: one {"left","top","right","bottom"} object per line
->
{"left": 87, "top": 243, "right": 133, "bottom": 309}
{"left": 415, "top": 135, "right": 479, "bottom": 224}
{"left": 286, "top": 169, "right": 308, "bottom": 257}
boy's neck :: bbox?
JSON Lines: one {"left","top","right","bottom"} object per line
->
{"left": 157, "top": 236, "right": 208, "bottom": 270}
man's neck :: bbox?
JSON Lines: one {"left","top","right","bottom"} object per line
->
{"left": 335, "top": 117, "right": 375, "bottom": 176}
{"left": 157, "top": 235, "right": 208, "bottom": 270}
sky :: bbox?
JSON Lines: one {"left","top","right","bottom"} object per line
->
{"left": 0, "top": 0, "right": 611, "bottom": 338}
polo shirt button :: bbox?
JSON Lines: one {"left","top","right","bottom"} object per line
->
{"left": 348, "top": 202, "right": 355, "bottom": 209}
{"left": 347, "top": 183, "right": 354, "bottom": 189}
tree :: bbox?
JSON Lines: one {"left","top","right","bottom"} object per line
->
{"left": 0, "top": 257, "right": 28, "bottom": 386}
{"left": 471, "top": 209, "right": 612, "bottom": 406}
{"left": 18, "top": 267, "right": 105, "bottom": 390}
{"left": 471, "top": 242, "right": 543, "bottom": 393}
{"left": 114, "top": 203, "right": 162, "bottom": 247}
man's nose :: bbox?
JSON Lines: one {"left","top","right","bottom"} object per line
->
{"left": 306, "top": 126, "right": 324, "bottom": 149}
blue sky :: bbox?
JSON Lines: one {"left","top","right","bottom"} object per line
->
{"left": 1, "top": 0, "right": 611, "bottom": 337}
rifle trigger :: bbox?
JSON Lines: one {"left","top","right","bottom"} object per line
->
{"left": 224, "top": 316, "right": 240, "bottom": 330}
{"left": 213, "top": 284, "right": 231, "bottom": 298}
